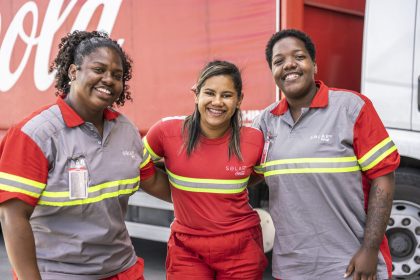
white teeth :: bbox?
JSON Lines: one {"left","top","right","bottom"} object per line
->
{"left": 284, "top": 73, "right": 299, "bottom": 81}
{"left": 208, "top": 108, "right": 224, "bottom": 115}
{"left": 96, "top": 87, "right": 111, "bottom": 95}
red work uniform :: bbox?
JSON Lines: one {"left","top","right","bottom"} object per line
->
{"left": 144, "top": 117, "right": 268, "bottom": 280}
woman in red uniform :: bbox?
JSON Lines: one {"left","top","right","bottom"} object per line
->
{"left": 144, "top": 60, "right": 268, "bottom": 280}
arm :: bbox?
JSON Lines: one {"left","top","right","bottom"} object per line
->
{"left": 247, "top": 173, "right": 264, "bottom": 190}
{"left": 345, "top": 172, "right": 395, "bottom": 280}
{"left": 140, "top": 164, "right": 172, "bottom": 203}
{"left": 0, "top": 199, "right": 41, "bottom": 280}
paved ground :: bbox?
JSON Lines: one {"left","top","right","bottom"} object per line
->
{"left": 0, "top": 234, "right": 12, "bottom": 279}
{"left": 1, "top": 234, "right": 273, "bottom": 280}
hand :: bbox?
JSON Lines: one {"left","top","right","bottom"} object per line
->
{"left": 344, "top": 247, "right": 379, "bottom": 280}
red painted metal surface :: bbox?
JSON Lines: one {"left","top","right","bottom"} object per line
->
{"left": 281, "top": 0, "right": 365, "bottom": 91}
{"left": 281, "top": 0, "right": 304, "bottom": 30}
{"left": 0, "top": 0, "right": 276, "bottom": 135}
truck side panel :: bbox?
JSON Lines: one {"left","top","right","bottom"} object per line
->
{"left": 0, "top": 0, "right": 277, "bottom": 136}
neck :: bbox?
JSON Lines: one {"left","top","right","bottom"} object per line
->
{"left": 65, "top": 95, "right": 104, "bottom": 130}
{"left": 287, "top": 83, "right": 318, "bottom": 122}
{"left": 201, "top": 125, "right": 230, "bottom": 139}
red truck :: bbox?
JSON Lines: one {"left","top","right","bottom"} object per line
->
{"left": 1, "top": 1, "right": 418, "bottom": 278}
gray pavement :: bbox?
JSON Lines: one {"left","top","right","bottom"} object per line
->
{"left": 0, "top": 234, "right": 13, "bottom": 279}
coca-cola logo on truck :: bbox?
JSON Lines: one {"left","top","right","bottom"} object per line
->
{"left": 0, "top": 0, "right": 123, "bottom": 92}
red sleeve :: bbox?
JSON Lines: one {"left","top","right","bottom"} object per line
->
{"left": 353, "top": 97, "right": 400, "bottom": 179}
{"left": 144, "top": 120, "right": 165, "bottom": 160}
{"left": 0, "top": 126, "right": 48, "bottom": 206}
{"left": 251, "top": 128, "right": 265, "bottom": 176}
{"left": 255, "top": 129, "right": 265, "bottom": 165}
{"left": 140, "top": 160, "right": 156, "bottom": 181}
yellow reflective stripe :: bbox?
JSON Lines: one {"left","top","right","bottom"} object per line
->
{"left": 264, "top": 166, "right": 360, "bottom": 177}
{"left": 38, "top": 186, "right": 139, "bottom": 206}
{"left": 41, "top": 177, "right": 140, "bottom": 198}
{"left": 0, "top": 184, "right": 40, "bottom": 198}
{"left": 140, "top": 153, "right": 151, "bottom": 169}
{"left": 253, "top": 165, "right": 264, "bottom": 174}
{"left": 361, "top": 145, "right": 398, "bottom": 171}
{"left": 358, "top": 137, "right": 392, "bottom": 164}
{"left": 170, "top": 179, "right": 246, "bottom": 194}
{"left": 264, "top": 156, "right": 357, "bottom": 167}
{"left": 166, "top": 169, "right": 249, "bottom": 184}
{"left": 0, "top": 172, "right": 45, "bottom": 189}
{"left": 143, "top": 138, "right": 161, "bottom": 160}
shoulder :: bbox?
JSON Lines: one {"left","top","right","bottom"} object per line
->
{"left": 18, "top": 103, "right": 65, "bottom": 144}
{"left": 150, "top": 116, "right": 186, "bottom": 135}
{"left": 240, "top": 126, "right": 264, "bottom": 146}
{"left": 328, "top": 87, "right": 372, "bottom": 120}
{"left": 114, "top": 112, "right": 138, "bottom": 129}
{"left": 252, "top": 101, "right": 280, "bottom": 131}
{"left": 262, "top": 101, "right": 281, "bottom": 116}
{"left": 328, "top": 87, "right": 370, "bottom": 107}
{"left": 259, "top": 101, "right": 281, "bottom": 122}
{"left": 161, "top": 116, "right": 186, "bottom": 128}
{"left": 241, "top": 126, "right": 263, "bottom": 138}
{"left": 328, "top": 87, "right": 367, "bottom": 105}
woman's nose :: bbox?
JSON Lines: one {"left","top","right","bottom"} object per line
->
{"left": 212, "top": 95, "right": 223, "bottom": 105}
{"left": 283, "top": 58, "right": 297, "bottom": 70}
{"left": 101, "top": 72, "right": 114, "bottom": 84}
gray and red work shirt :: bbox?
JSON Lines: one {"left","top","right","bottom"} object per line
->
{"left": 253, "top": 81, "right": 400, "bottom": 280}
{"left": 0, "top": 97, "right": 155, "bottom": 279}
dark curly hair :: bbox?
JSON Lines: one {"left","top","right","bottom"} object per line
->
{"left": 265, "top": 29, "right": 316, "bottom": 69}
{"left": 49, "top": 30, "right": 133, "bottom": 106}
{"left": 183, "top": 60, "right": 243, "bottom": 160}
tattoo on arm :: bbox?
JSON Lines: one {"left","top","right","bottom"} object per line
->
{"left": 363, "top": 184, "right": 394, "bottom": 250}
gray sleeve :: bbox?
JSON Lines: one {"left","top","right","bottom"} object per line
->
{"left": 251, "top": 112, "right": 263, "bottom": 130}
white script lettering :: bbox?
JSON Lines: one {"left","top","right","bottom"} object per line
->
{"left": 0, "top": 0, "right": 123, "bottom": 92}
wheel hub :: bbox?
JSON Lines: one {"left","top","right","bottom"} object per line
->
{"left": 386, "top": 200, "right": 420, "bottom": 278}
{"left": 387, "top": 228, "right": 415, "bottom": 259}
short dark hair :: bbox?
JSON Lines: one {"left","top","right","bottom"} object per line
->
{"left": 184, "top": 60, "right": 243, "bottom": 160}
{"left": 49, "top": 30, "right": 133, "bottom": 106}
{"left": 265, "top": 29, "right": 316, "bottom": 69}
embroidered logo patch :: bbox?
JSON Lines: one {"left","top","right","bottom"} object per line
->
{"left": 226, "top": 165, "right": 247, "bottom": 176}
{"left": 310, "top": 134, "right": 333, "bottom": 142}
{"left": 122, "top": 150, "right": 136, "bottom": 159}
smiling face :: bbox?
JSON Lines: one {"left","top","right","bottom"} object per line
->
{"left": 271, "top": 36, "right": 317, "bottom": 102}
{"left": 195, "top": 75, "right": 242, "bottom": 138}
{"left": 68, "top": 47, "right": 124, "bottom": 116}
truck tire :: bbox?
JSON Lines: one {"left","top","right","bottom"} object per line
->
{"left": 386, "top": 168, "right": 420, "bottom": 279}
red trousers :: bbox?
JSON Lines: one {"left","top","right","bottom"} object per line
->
{"left": 102, "top": 258, "right": 145, "bottom": 280}
{"left": 166, "top": 226, "right": 268, "bottom": 280}
{"left": 13, "top": 257, "right": 145, "bottom": 280}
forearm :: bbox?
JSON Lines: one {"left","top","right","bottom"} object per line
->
{"left": 247, "top": 174, "right": 264, "bottom": 189}
{"left": 0, "top": 201, "right": 41, "bottom": 280}
{"left": 363, "top": 172, "right": 395, "bottom": 250}
{"left": 141, "top": 168, "right": 172, "bottom": 203}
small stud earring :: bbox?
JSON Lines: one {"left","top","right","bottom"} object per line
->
{"left": 68, "top": 77, "right": 75, "bottom": 85}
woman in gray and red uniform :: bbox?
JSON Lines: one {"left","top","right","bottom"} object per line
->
{"left": 254, "top": 29, "right": 400, "bottom": 280}
{"left": 145, "top": 60, "right": 268, "bottom": 280}
{"left": 0, "top": 30, "right": 170, "bottom": 280}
